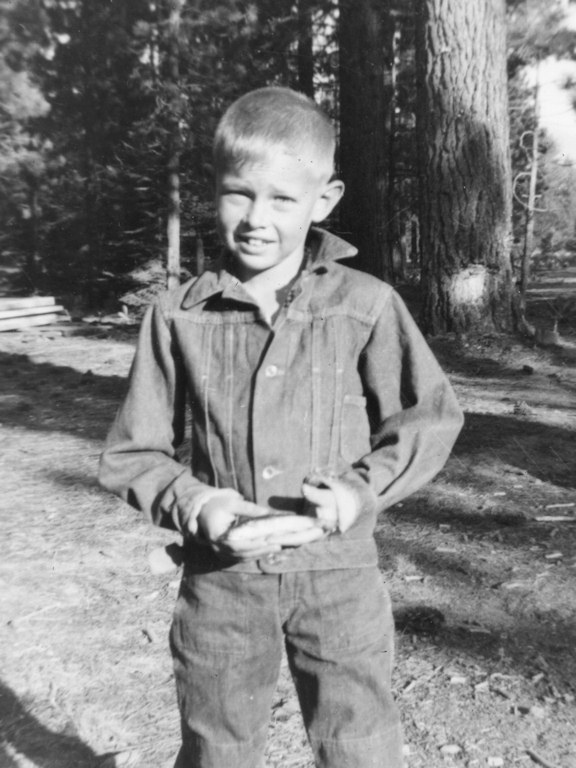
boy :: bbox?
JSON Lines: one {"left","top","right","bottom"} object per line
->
{"left": 99, "top": 86, "right": 464, "bottom": 768}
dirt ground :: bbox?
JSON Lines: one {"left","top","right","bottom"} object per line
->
{"left": 1, "top": 279, "right": 576, "bottom": 768}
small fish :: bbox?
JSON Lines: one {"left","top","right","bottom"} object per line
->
{"left": 223, "top": 513, "right": 317, "bottom": 543}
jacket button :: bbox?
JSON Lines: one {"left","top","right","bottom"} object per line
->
{"left": 265, "top": 364, "right": 279, "bottom": 377}
{"left": 262, "top": 465, "right": 279, "bottom": 480}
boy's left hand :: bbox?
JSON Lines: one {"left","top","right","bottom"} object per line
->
{"left": 302, "top": 476, "right": 360, "bottom": 533}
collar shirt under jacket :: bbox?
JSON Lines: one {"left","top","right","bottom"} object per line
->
{"left": 99, "top": 229, "right": 464, "bottom": 574}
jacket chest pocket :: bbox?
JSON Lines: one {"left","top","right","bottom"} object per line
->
{"left": 340, "top": 394, "right": 371, "bottom": 463}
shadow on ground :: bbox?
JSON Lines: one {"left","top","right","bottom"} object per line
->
{"left": 0, "top": 351, "right": 127, "bottom": 442}
{"left": 455, "top": 412, "right": 576, "bottom": 490}
{"left": 0, "top": 680, "right": 103, "bottom": 767}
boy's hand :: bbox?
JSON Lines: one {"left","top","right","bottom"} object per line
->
{"left": 196, "top": 494, "right": 273, "bottom": 561}
{"left": 302, "top": 476, "right": 360, "bottom": 533}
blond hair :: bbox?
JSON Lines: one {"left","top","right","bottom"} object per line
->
{"left": 213, "top": 87, "right": 336, "bottom": 182}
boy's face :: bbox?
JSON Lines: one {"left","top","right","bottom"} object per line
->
{"left": 215, "top": 149, "right": 343, "bottom": 279}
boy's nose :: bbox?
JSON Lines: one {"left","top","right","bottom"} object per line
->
{"left": 244, "top": 198, "right": 268, "bottom": 228}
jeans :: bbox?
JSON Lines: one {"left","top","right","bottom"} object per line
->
{"left": 170, "top": 566, "right": 403, "bottom": 768}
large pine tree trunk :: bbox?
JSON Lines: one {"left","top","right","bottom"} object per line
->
{"left": 416, "top": 0, "right": 515, "bottom": 334}
{"left": 338, "top": 0, "right": 393, "bottom": 280}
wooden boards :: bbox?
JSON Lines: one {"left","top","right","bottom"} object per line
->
{"left": 0, "top": 296, "right": 68, "bottom": 331}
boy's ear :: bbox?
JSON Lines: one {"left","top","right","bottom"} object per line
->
{"left": 311, "top": 179, "right": 345, "bottom": 223}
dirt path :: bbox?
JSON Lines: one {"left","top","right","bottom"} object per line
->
{"left": 1, "top": 312, "right": 575, "bottom": 768}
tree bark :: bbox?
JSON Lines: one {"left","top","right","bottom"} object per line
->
{"left": 519, "top": 61, "right": 540, "bottom": 317}
{"left": 297, "top": 0, "right": 315, "bottom": 97}
{"left": 166, "top": 0, "right": 184, "bottom": 291}
{"left": 80, "top": 2, "right": 102, "bottom": 284}
{"left": 338, "top": 0, "right": 394, "bottom": 280}
{"left": 25, "top": 179, "right": 40, "bottom": 284}
{"left": 416, "top": 0, "right": 515, "bottom": 334}
{"left": 384, "top": 18, "right": 402, "bottom": 280}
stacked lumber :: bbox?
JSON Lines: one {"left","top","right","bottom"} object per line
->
{"left": 0, "top": 296, "right": 68, "bottom": 332}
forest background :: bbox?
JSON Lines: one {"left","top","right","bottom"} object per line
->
{"left": 2, "top": 0, "right": 576, "bottom": 335}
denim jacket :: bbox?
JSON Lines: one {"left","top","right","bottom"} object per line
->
{"left": 99, "top": 228, "right": 463, "bottom": 574}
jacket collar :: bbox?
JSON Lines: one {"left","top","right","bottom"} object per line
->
{"left": 180, "top": 228, "right": 357, "bottom": 310}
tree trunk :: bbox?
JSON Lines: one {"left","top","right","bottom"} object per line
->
{"left": 21, "top": 163, "right": 41, "bottom": 286}
{"left": 416, "top": 0, "right": 515, "bottom": 334}
{"left": 25, "top": 180, "right": 40, "bottom": 284}
{"left": 384, "top": 18, "right": 402, "bottom": 280}
{"left": 80, "top": 3, "right": 102, "bottom": 285}
{"left": 166, "top": 0, "right": 184, "bottom": 291}
{"left": 297, "top": 0, "right": 315, "bottom": 97}
{"left": 338, "top": 0, "right": 394, "bottom": 280}
{"left": 519, "top": 61, "right": 540, "bottom": 317}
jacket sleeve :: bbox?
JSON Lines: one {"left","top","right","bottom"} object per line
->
{"left": 344, "top": 288, "right": 464, "bottom": 514}
{"left": 98, "top": 300, "right": 236, "bottom": 531}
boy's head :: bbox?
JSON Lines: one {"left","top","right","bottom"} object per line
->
{"left": 213, "top": 86, "right": 336, "bottom": 183}
{"left": 213, "top": 87, "right": 344, "bottom": 279}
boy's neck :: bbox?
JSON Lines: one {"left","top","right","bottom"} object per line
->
{"left": 236, "top": 246, "right": 305, "bottom": 288}
{"left": 236, "top": 247, "right": 305, "bottom": 323}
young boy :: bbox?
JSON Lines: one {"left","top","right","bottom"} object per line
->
{"left": 99, "top": 86, "right": 464, "bottom": 768}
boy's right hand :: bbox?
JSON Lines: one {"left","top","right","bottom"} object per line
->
{"left": 194, "top": 493, "right": 274, "bottom": 561}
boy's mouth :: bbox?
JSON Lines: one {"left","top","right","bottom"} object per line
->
{"left": 236, "top": 235, "right": 273, "bottom": 252}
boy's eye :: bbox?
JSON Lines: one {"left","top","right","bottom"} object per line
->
{"left": 222, "top": 190, "right": 250, "bottom": 202}
{"left": 274, "top": 195, "right": 295, "bottom": 204}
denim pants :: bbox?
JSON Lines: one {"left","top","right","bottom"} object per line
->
{"left": 170, "top": 566, "right": 403, "bottom": 768}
